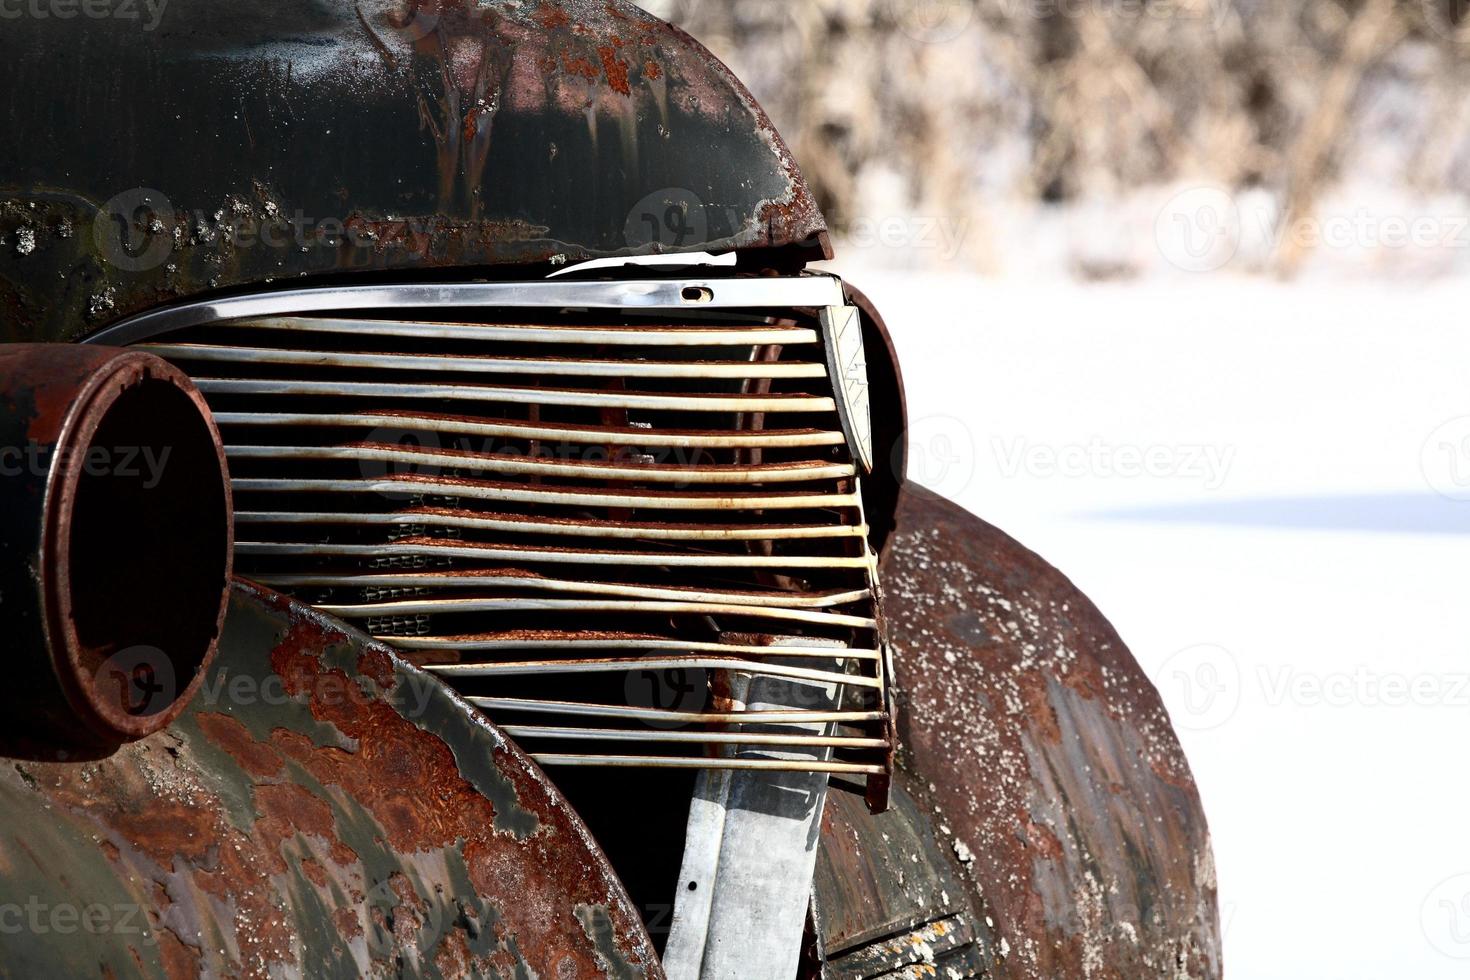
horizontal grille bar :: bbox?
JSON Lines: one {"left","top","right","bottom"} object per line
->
{"left": 396, "top": 636, "right": 880, "bottom": 659}
{"left": 428, "top": 658, "right": 878, "bottom": 688}
{"left": 240, "top": 540, "right": 871, "bottom": 570}
{"left": 236, "top": 509, "right": 866, "bottom": 542}
{"left": 250, "top": 573, "right": 869, "bottom": 609}
{"left": 230, "top": 478, "right": 862, "bottom": 511}
{"left": 225, "top": 444, "right": 855, "bottom": 484}
{"left": 319, "top": 598, "right": 876, "bottom": 629}
{"left": 529, "top": 756, "right": 886, "bottom": 775}
{"left": 501, "top": 727, "right": 888, "bottom": 749}
{"left": 235, "top": 316, "right": 820, "bottom": 347}
{"left": 142, "top": 343, "right": 829, "bottom": 379}
{"left": 469, "top": 697, "right": 886, "bottom": 725}
{"left": 214, "top": 412, "right": 846, "bottom": 449}
{"left": 195, "top": 378, "right": 837, "bottom": 413}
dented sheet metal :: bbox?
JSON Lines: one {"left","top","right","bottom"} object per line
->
{"left": 0, "top": 580, "right": 660, "bottom": 979}
{"left": 877, "top": 484, "right": 1221, "bottom": 979}
{"left": 0, "top": 0, "right": 828, "bottom": 343}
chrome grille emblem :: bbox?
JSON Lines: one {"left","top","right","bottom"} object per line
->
{"left": 820, "top": 304, "right": 873, "bottom": 473}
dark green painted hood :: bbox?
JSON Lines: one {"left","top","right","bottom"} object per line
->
{"left": 0, "top": 0, "right": 827, "bottom": 342}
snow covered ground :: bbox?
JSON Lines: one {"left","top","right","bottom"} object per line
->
{"left": 835, "top": 267, "right": 1470, "bottom": 979}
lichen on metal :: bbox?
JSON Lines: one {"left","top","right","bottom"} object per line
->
{"left": 876, "top": 485, "right": 1221, "bottom": 979}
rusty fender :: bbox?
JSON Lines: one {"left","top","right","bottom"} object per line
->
{"left": 872, "top": 483, "right": 1222, "bottom": 979}
{"left": 0, "top": 581, "right": 661, "bottom": 980}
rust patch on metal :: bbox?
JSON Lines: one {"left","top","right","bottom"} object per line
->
{"left": 537, "top": 3, "right": 573, "bottom": 30}
{"left": 562, "top": 50, "right": 602, "bottom": 81}
{"left": 598, "top": 45, "right": 632, "bottom": 95}
{"left": 195, "top": 712, "right": 285, "bottom": 777}
{"left": 356, "top": 645, "right": 398, "bottom": 689}
{"left": 0, "top": 581, "right": 661, "bottom": 978}
{"left": 253, "top": 781, "right": 361, "bottom": 872}
{"left": 879, "top": 484, "right": 1221, "bottom": 979}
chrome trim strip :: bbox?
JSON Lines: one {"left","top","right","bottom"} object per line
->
{"left": 85, "top": 276, "right": 847, "bottom": 347}
{"left": 211, "top": 317, "right": 820, "bottom": 347}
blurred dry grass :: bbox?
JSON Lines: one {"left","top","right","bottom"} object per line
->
{"left": 637, "top": 0, "right": 1470, "bottom": 276}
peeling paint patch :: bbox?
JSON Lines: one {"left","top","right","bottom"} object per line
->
{"left": 576, "top": 903, "right": 647, "bottom": 980}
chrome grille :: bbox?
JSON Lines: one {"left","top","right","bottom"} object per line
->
{"left": 107, "top": 277, "right": 890, "bottom": 795}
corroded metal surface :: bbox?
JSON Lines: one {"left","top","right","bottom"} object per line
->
{"left": 0, "top": 0, "right": 828, "bottom": 343}
{"left": 0, "top": 345, "right": 231, "bottom": 753}
{"left": 811, "top": 772, "right": 996, "bottom": 977}
{"left": 0, "top": 580, "right": 661, "bottom": 979}
{"left": 878, "top": 484, "right": 1221, "bottom": 979}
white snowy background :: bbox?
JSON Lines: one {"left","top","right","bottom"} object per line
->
{"left": 836, "top": 265, "right": 1470, "bottom": 980}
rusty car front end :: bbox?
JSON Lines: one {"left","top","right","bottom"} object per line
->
{"left": 0, "top": 2, "right": 1220, "bottom": 977}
